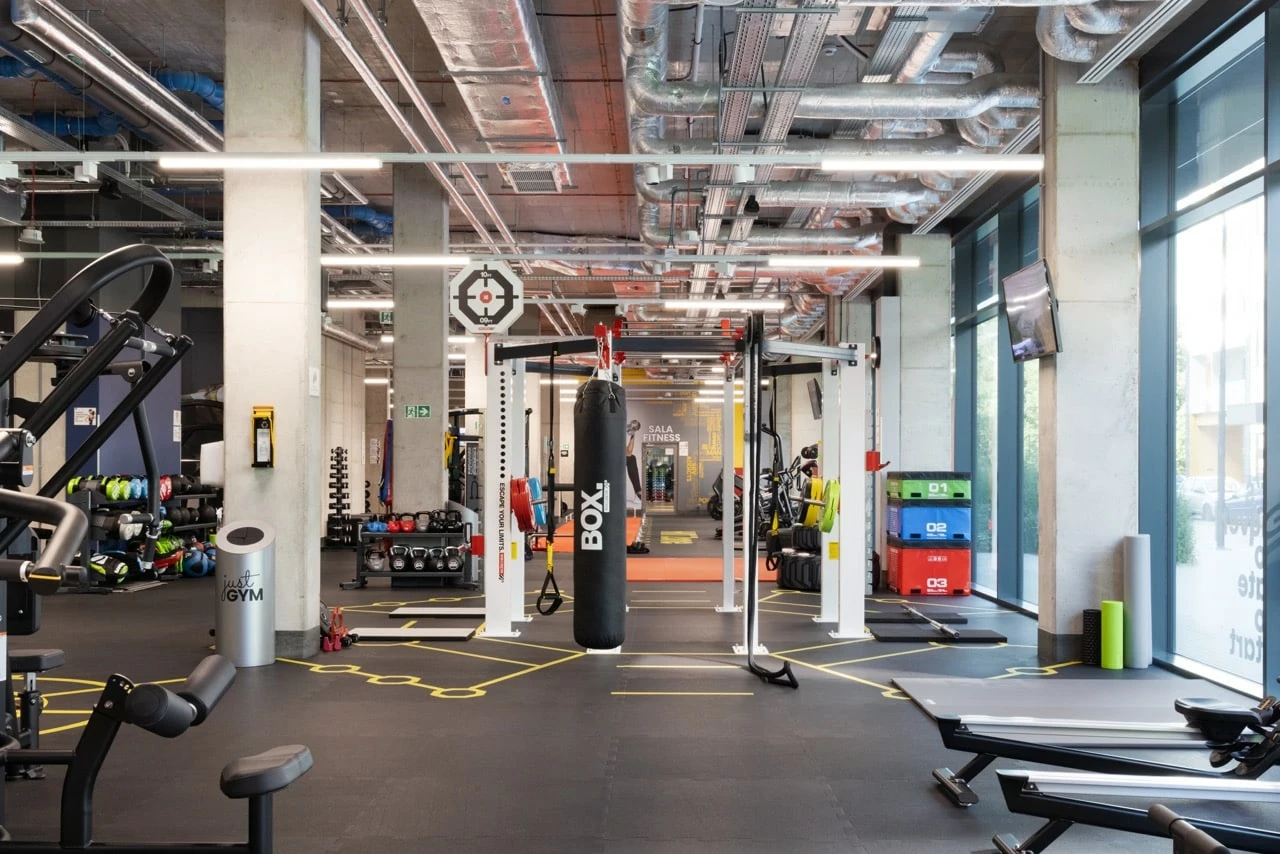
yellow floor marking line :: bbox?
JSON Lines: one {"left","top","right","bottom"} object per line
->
{"left": 477, "top": 636, "right": 581, "bottom": 655}
{"left": 827, "top": 646, "right": 948, "bottom": 667}
{"left": 38, "top": 686, "right": 106, "bottom": 700}
{"left": 773, "top": 638, "right": 873, "bottom": 655}
{"left": 616, "top": 664, "right": 739, "bottom": 669}
{"left": 467, "top": 651, "right": 585, "bottom": 691}
{"left": 770, "top": 654, "right": 899, "bottom": 696}
{"left": 988, "top": 661, "right": 1081, "bottom": 679}
{"left": 26, "top": 676, "right": 108, "bottom": 689}
{"left": 405, "top": 643, "right": 535, "bottom": 667}
{"left": 39, "top": 720, "right": 88, "bottom": 737}
{"left": 275, "top": 657, "right": 447, "bottom": 692}
{"left": 759, "top": 606, "right": 826, "bottom": 618}
{"left": 38, "top": 709, "right": 98, "bottom": 716}
{"left": 401, "top": 620, "right": 418, "bottom": 629}
{"left": 612, "top": 691, "right": 753, "bottom": 696}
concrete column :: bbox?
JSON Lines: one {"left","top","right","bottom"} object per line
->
{"left": 391, "top": 165, "right": 449, "bottom": 510}
{"left": 223, "top": 0, "right": 322, "bottom": 657}
{"left": 1038, "top": 59, "right": 1140, "bottom": 659}
{"left": 897, "top": 235, "right": 953, "bottom": 470}
{"left": 365, "top": 384, "right": 388, "bottom": 514}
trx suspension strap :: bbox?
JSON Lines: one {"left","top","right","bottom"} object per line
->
{"left": 536, "top": 351, "right": 564, "bottom": 615}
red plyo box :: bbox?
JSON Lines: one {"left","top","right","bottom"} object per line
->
{"left": 887, "top": 539, "right": 971, "bottom": 596}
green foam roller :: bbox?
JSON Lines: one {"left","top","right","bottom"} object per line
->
{"left": 1101, "top": 600, "right": 1124, "bottom": 670}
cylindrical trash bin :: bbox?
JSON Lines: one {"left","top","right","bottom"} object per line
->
{"left": 214, "top": 521, "right": 276, "bottom": 667}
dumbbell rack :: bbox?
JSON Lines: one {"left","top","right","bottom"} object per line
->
{"left": 66, "top": 489, "right": 148, "bottom": 594}
{"left": 163, "top": 491, "right": 222, "bottom": 534}
{"left": 325, "top": 447, "right": 358, "bottom": 549}
{"left": 340, "top": 524, "right": 474, "bottom": 590}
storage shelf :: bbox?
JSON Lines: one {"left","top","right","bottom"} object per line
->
{"left": 358, "top": 531, "right": 467, "bottom": 540}
{"left": 359, "top": 570, "right": 465, "bottom": 579}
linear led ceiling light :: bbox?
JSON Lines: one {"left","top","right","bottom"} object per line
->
{"left": 662, "top": 299, "right": 787, "bottom": 312}
{"left": 327, "top": 298, "right": 394, "bottom": 310}
{"left": 319, "top": 255, "right": 468, "bottom": 267}
{"left": 0, "top": 254, "right": 23, "bottom": 265}
{"left": 447, "top": 353, "right": 466, "bottom": 361}
{"left": 448, "top": 335, "right": 476, "bottom": 344}
{"left": 380, "top": 334, "right": 394, "bottom": 344}
{"left": 659, "top": 353, "right": 733, "bottom": 360}
{"left": 540, "top": 379, "right": 578, "bottom": 386}
{"left": 820, "top": 154, "right": 1044, "bottom": 174}
{"left": 766, "top": 255, "right": 921, "bottom": 270}
{"left": 158, "top": 154, "right": 383, "bottom": 171}
{"left": 363, "top": 377, "right": 390, "bottom": 385}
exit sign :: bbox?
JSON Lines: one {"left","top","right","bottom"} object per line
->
{"left": 403, "top": 404, "right": 431, "bottom": 419}
{"left": 379, "top": 311, "right": 394, "bottom": 325}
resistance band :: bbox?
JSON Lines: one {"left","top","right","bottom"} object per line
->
{"left": 536, "top": 352, "right": 564, "bottom": 616}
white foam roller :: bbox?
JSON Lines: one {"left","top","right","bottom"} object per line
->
{"left": 200, "top": 441, "right": 225, "bottom": 487}
{"left": 1124, "top": 534, "right": 1152, "bottom": 669}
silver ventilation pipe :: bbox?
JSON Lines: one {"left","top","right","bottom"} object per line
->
{"left": 627, "top": 68, "right": 1039, "bottom": 120}
{"left": 931, "top": 40, "right": 1004, "bottom": 77}
{"left": 1036, "top": 6, "right": 1100, "bottom": 62}
{"left": 322, "top": 317, "right": 378, "bottom": 353}
{"left": 1037, "top": 2, "right": 1155, "bottom": 63}
{"left": 638, "top": 203, "right": 881, "bottom": 250}
{"left": 633, "top": 129, "right": 980, "bottom": 159}
{"left": 1066, "top": 0, "right": 1149, "bottom": 35}
{"left": 957, "top": 115, "right": 1004, "bottom": 147}
{"left": 635, "top": 175, "right": 938, "bottom": 208}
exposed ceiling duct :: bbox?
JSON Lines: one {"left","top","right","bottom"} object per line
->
{"left": 410, "top": 0, "right": 571, "bottom": 193}
{"left": 1037, "top": 1, "right": 1156, "bottom": 62}
{"left": 636, "top": 176, "right": 939, "bottom": 209}
{"left": 638, "top": 203, "right": 881, "bottom": 250}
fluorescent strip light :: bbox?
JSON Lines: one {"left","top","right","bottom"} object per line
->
{"left": 539, "top": 379, "right": 578, "bottom": 386}
{"left": 319, "top": 255, "right": 468, "bottom": 267}
{"left": 0, "top": 254, "right": 23, "bottom": 266}
{"left": 819, "top": 154, "right": 1044, "bottom": 174}
{"left": 703, "top": 379, "right": 756, "bottom": 387}
{"left": 663, "top": 299, "right": 786, "bottom": 312}
{"left": 448, "top": 353, "right": 466, "bottom": 361}
{"left": 766, "top": 255, "right": 921, "bottom": 269}
{"left": 364, "top": 377, "right": 390, "bottom": 385}
{"left": 448, "top": 335, "right": 476, "bottom": 344}
{"left": 158, "top": 154, "right": 383, "bottom": 171}
{"left": 327, "top": 298, "right": 394, "bottom": 310}
{"left": 659, "top": 353, "right": 730, "bottom": 360}
{"left": 380, "top": 334, "right": 394, "bottom": 344}
{"left": 709, "top": 366, "right": 725, "bottom": 374}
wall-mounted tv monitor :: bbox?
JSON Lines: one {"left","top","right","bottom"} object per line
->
{"left": 806, "top": 377, "right": 823, "bottom": 420}
{"left": 1001, "top": 259, "right": 1062, "bottom": 363}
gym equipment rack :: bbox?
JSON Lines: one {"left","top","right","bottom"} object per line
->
{"left": 341, "top": 523, "right": 474, "bottom": 590}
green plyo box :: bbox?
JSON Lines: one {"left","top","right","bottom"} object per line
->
{"left": 886, "top": 471, "right": 971, "bottom": 501}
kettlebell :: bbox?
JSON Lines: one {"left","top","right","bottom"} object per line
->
{"left": 387, "top": 517, "right": 402, "bottom": 533}
{"left": 444, "top": 510, "right": 463, "bottom": 533}
{"left": 388, "top": 545, "right": 410, "bottom": 572}
{"left": 410, "top": 547, "right": 429, "bottom": 572}
{"left": 428, "top": 547, "right": 447, "bottom": 573}
{"left": 364, "top": 547, "right": 385, "bottom": 572}
{"left": 443, "top": 546, "right": 465, "bottom": 573}
{"left": 414, "top": 512, "right": 431, "bottom": 533}
{"left": 399, "top": 513, "right": 416, "bottom": 533}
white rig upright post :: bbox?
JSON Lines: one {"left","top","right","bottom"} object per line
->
{"left": 831, "top": 346, "right": 869, "bottom": 640}
{"left": 816, "top": 358, "right": 841, "bottom": 625}
{"left": 717, "top": 369, "right": 738, "bottom": 614}
{"left": 479, "top": 345, "right": 521, "bottom": 638}
{"left": 509, "top": 359, "right": 529, "bottom": 624}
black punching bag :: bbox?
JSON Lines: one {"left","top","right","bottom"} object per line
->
{"left": 573, "top": 378, "right": 627, "bottom": 649}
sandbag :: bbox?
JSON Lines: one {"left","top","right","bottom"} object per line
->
{"left": 573, "top": 378, "right": 627, "bottom": 649}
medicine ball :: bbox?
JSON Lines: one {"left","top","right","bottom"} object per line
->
{"left": 199, "top": 504, "right": 217, "bottom": 524}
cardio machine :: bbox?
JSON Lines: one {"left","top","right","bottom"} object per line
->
{"left": 0, "top": 489, "right": 312, "bottom": 853}
{"left": 931, "top": 692, "right": 1280, "bottom": 807}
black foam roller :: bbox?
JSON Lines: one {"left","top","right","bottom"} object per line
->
{"left": 573, "top": 379, "right": 628, "bottom": 649}
{"left": 1082, "top": 608, "right": 1102, "bottom": 667}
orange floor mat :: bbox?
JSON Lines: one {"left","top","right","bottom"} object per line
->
{"left": 625, "top": 556, "right": 775, "bottom": 583}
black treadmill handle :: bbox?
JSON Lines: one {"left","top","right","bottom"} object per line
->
{"left": 0, "top": 490, "right": 87, "bottom": 593}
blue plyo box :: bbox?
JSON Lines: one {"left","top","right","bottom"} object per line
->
{"left": 886, "top": 500, "right": 972, "bottom": 542}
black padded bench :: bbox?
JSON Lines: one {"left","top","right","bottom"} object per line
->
{"left": 220, "top": 745, "right": 313, "bottom": 854}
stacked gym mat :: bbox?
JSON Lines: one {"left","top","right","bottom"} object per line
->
{"left": 886, "top": 472, "right": 972, "bottom": 596}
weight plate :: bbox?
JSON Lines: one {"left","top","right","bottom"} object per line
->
{"left": 819, "top": 480, "right": 840, "bottom": 534}
{"left": 511, "top": 477, "right": 535, "bottom": 532}
{"left": 803, "top": 477, "right": 823, "bottom": 527}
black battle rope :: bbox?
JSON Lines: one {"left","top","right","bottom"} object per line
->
{"left": 536, "top": 352, "right": 564, "bottom": 616}
{"left": 743, "top": 315, "right": 797, "bottom": 689}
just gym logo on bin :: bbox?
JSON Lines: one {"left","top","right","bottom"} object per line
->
{"left": 579, "top": 481, "right": 611, "bottom": 551}
{"left": 221, "top": 569, "right": 263, "bottom": 603}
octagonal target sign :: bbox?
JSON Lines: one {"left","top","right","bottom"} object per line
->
{"left": 449, "top": 261, "right": 524, "bottom": 335}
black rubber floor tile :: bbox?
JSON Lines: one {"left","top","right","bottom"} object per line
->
{"left": 605, "top": 778, "right": 855, "bottom": 843}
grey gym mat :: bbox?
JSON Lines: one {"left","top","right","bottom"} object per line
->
{"left": 350, "top": 626, "right": 476, "bottom": 641}
{"left": 870, "top": 624, "right": 1005, "bottom": 643}
{"left": 388, "top": 607, "right": 485, "bottom": 618}
{"left": 895, "top": 676, "right": 1253, "bottom": 723}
